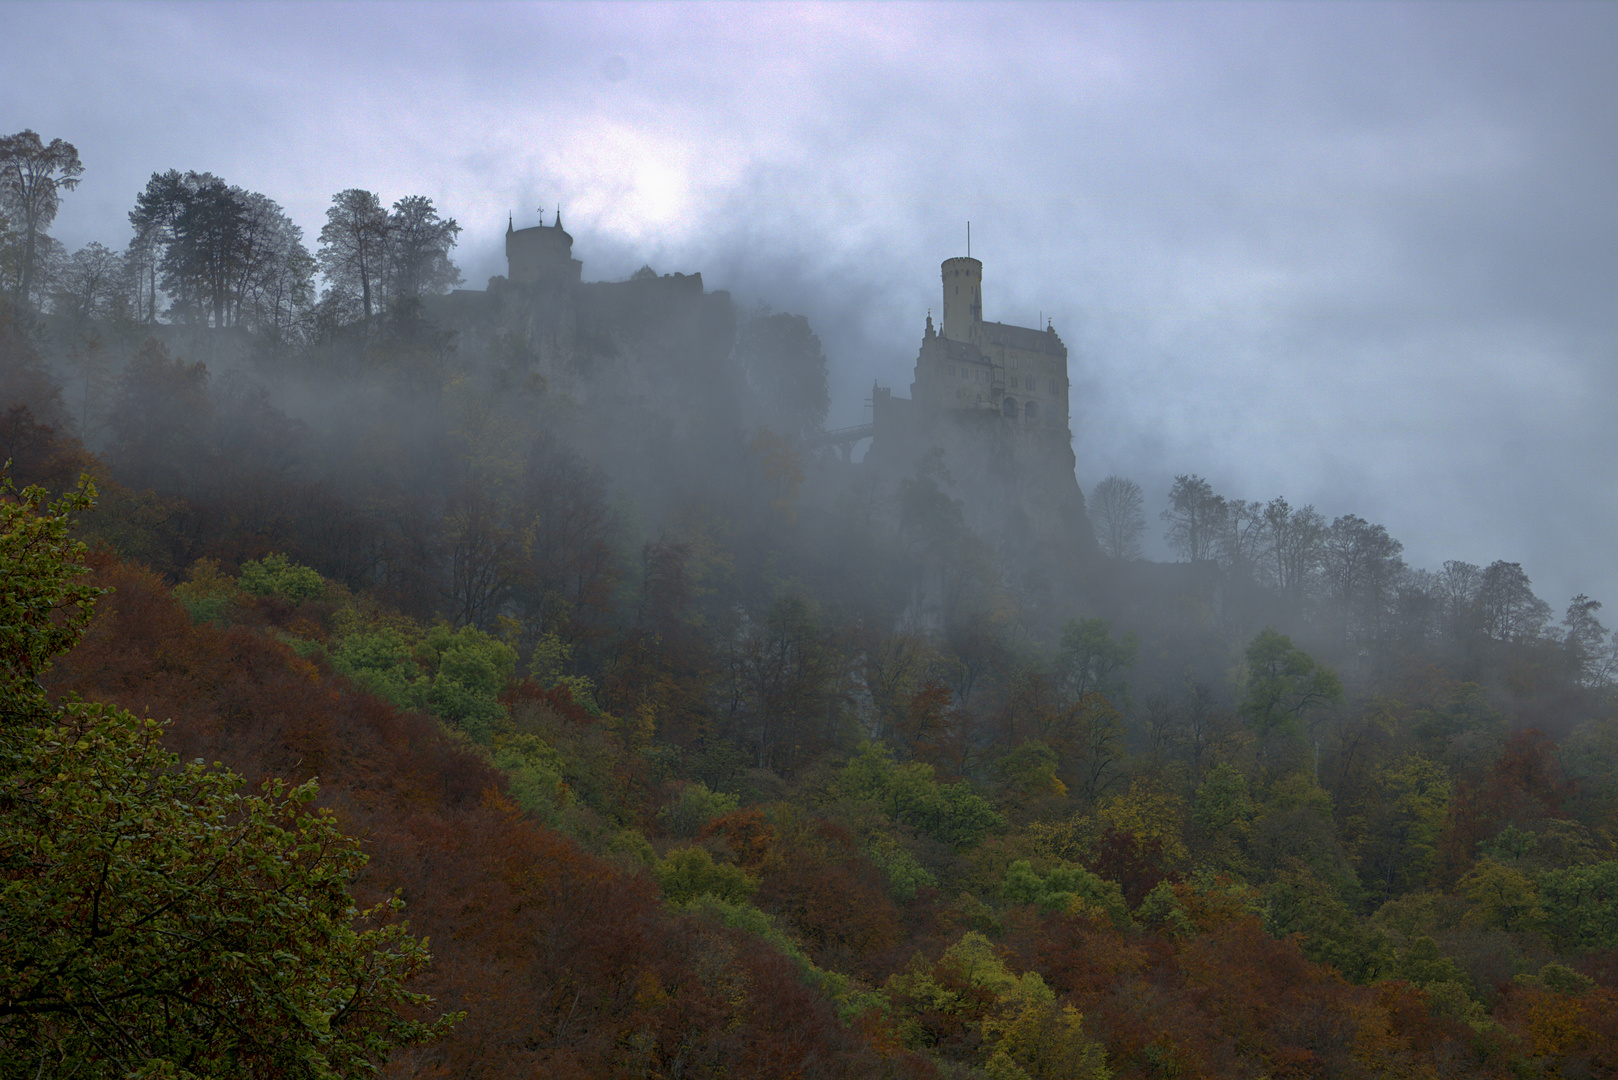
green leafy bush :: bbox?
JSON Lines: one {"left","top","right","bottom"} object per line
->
{"left": 833, "top": 742, "right": 1005, "bottom": 849}
{"left": 171, "top": 558, "right": 241, "bottom": 625}
{"left": 1003, "top": 859, "right": 1127, "bottom": 924}
{"left": 1538, "top": 860, "right": 1618, "bottom": 954}
{"left": 658, "top": 781, "right": 740, "bottom": 838}
{"left": 493, "top": 734, "right": 573, "bottom": 823}
{"left": 330, "top": 627, "right": 426, "bottom": 711}
{"left": 0, "top": 476, "right": 454, "bottom": 1076}
{"left": 238, "top": 553, "right": 326, "bottom": 602}
{"left": 657, "top": 846, "right": 758, "bottom": 905}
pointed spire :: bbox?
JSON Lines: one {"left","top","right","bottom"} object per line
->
{"left": 554, "top": 207, "right": 563, "bottom": 229}
{"left": 507, "top": 213, "right": 513, "bottom": 234}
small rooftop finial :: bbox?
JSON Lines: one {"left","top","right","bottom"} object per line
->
{"left": 507, "top": 213, "right": 513, "bottom": 234}
{"left": 554, "top": 207, "right": 562, "bottom": 229}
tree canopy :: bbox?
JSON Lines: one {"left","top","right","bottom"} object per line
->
{"left": 0, "top": 130, "right": 82, "bottom": 308}
{"left": 0, "top": 475, "right": 455, "bottom": 1078}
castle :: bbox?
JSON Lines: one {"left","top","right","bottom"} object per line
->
{"left": 504, "top": 210, "right": 583, "bottom": 288}
{"left": 477, "top": 220, "right": 1073, "bottom": 447}
{"left": 865, "top": 255, "right": 1097, "bottom": 606}
{"left": 870, "top": 255, "right": 1070, "bottom": 444}
{"left": 423, "top": 210, "right": 740, "bottom": 525}
{"left": 427, "top": 216, "right": 1098, "bottom": 601}
{"left": 911, "top": 256, "right": 1070, "bottom": 430}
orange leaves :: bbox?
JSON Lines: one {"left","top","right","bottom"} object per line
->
{"left": 997, "top": 904, "right": 1536, "bottom": 1080}
{"left": 702, "top": 807, "right": 778, "bottom": 873}
{"left": 896, "top": 680, "right": 967, "bottom": 776}
{"left": 38, "top": 551, "right": 938, "bottom": 1079}
{"left": 501, "top": 676, "right": 596, "bottom": 726}
{"left": 757, "top": 852, "right": 905, "bottom": 970}
{"left": 1496, "top": 983, "right": 1618, "bottom": 1071}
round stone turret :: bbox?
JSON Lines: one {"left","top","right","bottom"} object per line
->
{"left": 506, "top": 216, "right": 582, "bottom": 287}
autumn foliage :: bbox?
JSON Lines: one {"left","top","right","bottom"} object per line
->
{"left": 45, "top": 555, "right": 936, "bottom": 1078}
{"left": 6, "top": 243, "right": 1617, "bottom": 1077}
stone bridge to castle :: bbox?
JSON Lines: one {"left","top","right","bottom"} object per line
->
{"left": 800, "top": 423, "right": 875, "bottom": 462}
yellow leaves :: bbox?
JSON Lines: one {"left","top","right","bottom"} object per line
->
{"left": 1459, "top": 857, "right": 1542, "bottom": 933}
{"left": 944, "top": 934, "right": 1109, "bottom": 1080}
{"left": 885, "top": 950, "right": 967, "bottom": 1017}
{"left": 942, "top": 930, "right": 1021, "bottom": 998}
{"left": 885, "top": 931, "right": 1110, "bottom": 1079}
{"left": 172, "top": 557, "right": 243, "bottom": 622}
{"left": 997, "top": 742, "right": 1069, "bottom": 813}
{"left": 985, "top": 997, "right": 1109, "bottom": 1080}
{"left": 1, "top": 472, "right": 103, "bottom": 695}
{"left": 1383, "top": 754, "right": 1450, "bottom": 833}
{"left": 634, "top": 967, "right": 669, "bottom": 1011}
{"left": 656, "top": 846, "right": 759, "bottom": 906}
{"left": 629, "top": 700, "right": 656, "bottom": 745}
{"left": 1518, "top": 986, "right": 1592, "bottom": 1057}
{"left": 1024, "top": 813, "right": 1097, "bottom": 866}
{"left": 1097, "top": 780, "right": 1188, "bottom": 863}
{"left": 749, "top": 429, "right": 804, "bottom": 522}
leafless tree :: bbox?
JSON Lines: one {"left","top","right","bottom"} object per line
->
{"left": 1089, "top": 474, "right": 1145, "bottom": 560}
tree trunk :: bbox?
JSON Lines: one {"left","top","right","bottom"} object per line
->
{"left": 19, "top": 227, "right": 36, "bottom": 306}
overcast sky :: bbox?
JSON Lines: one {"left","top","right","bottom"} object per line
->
{"left": 5, "top": 0, "right": 1614, "bottom": 613}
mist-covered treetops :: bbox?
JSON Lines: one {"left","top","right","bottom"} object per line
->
{"left": 2, "top": 126, "right": 1617, "bottom": 1077}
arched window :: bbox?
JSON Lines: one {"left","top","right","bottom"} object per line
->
{"left": 1025, "top": 399, "right": 1039, "bottom": 420}
{"left": 1002, "top": 397, "right": 1019, "bottom": 419}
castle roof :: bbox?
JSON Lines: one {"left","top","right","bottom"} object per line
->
{"left": 930, "top": 337, "right": 985, "bottom": 362}
{"left": 983, "top": 320, "right": 1065, "bottom": 355}
{"left": 510, "top": 222, "right": 573, "bottom": 244}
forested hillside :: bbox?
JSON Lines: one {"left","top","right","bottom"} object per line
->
{"left": 3, "top": 130, "right": 1616, "bottom": 1078}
